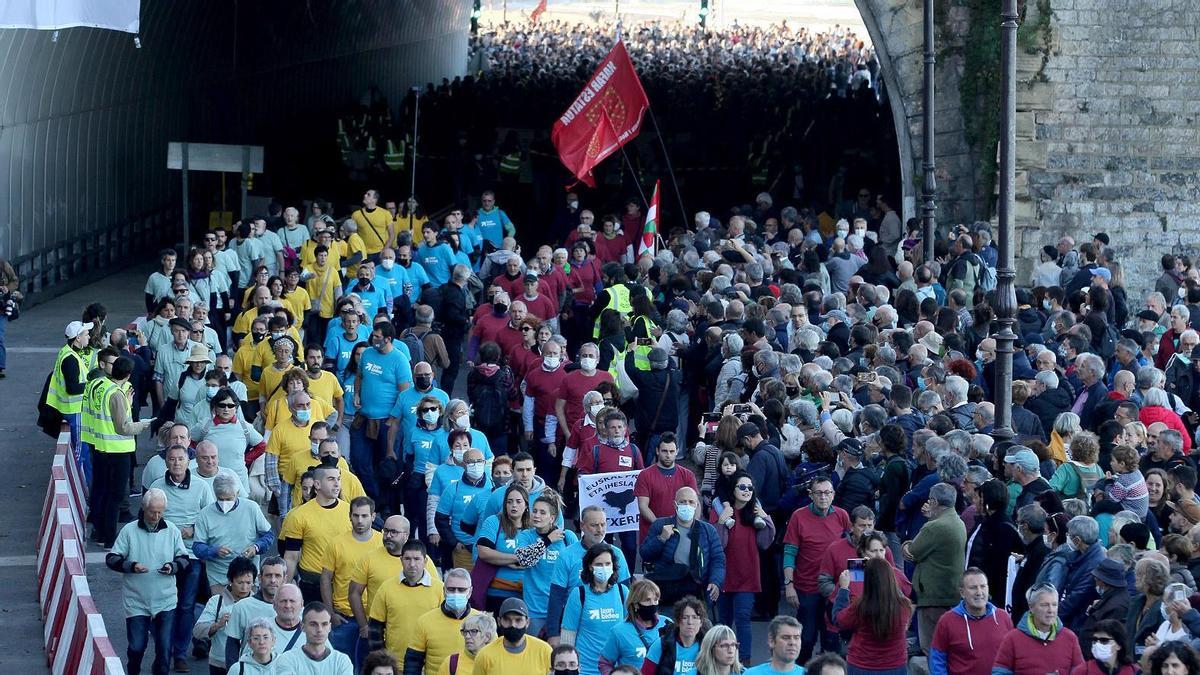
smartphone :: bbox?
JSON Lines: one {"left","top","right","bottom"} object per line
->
{"left": 733, "top": 404, "right": 752, "bottom": 415}
{"left": 855, "top": 372, "right": 877, "bottom": 384}
{"left": 636, "top": 337, "right": 653, "bottom": 347}
{"left": 848, "top": 558, "right": 865, "bottom": 583}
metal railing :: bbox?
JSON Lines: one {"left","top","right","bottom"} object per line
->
{"left": 9, "top": 207, "right": 178, "bottom": 308}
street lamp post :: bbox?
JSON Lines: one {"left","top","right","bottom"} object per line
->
{"left": 922, "top": 0, "right": 936, "bottom": 264}
{"left": 992, "top": 0, "right": 1020, "bottom": 445}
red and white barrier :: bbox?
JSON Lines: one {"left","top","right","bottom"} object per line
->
{"left": 37, "top": 423, "right": 122, "bottom": 674}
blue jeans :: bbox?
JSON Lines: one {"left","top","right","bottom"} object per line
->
{"left": 127, "top": 611, "right": 174, "bottom": 674}
{"left": 330, "top": 618, "right": 367, "bottom": 671}
{"left": 717, "top": 591, "right": 755, "bottom": 661}
{"left": 67, "top": 413, "right": 90, "bottom": 485}
{"left": 0, "top": 314, "right": 7, "bottom": 369}
{"left": 796, "top": 591, "right": 838, "bottom": 663}
{"left": 349, "top": 420, "right": 388, "bottom": 501}
{"left": 171, "top": 560, "right": 204, "bottom": 659}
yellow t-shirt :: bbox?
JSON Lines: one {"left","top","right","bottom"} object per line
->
{"left": 412, "top": 606, "right": 484, "bottom": 675}
{"left": 472, "top": 635, "right": 552, "bottom": 675}
{"left": 266, "top": 418, "right": 315, "bottom": 486}
{"left": 265, "top": 394, "right": 332, "bottom": 432}
{"left": 304, "top": 263, "right": 343, "bottom": 319}
{"left": 437, "top": 651, "right": 475, "bottom": 675}
{"left": 394, "top": 214, "right": 428, "bottom": 242}
{"left": 283, "top": 455, "right": 366, "bottom": 507}
{"left": 323, "top": 530, "right": 383, "bottom": 617}
{"left": 279, "top": 498, "right": 351, "bottom": 575}
{"left": 232, "top": 306, "right": 266, "bottom": 337}
{"left": 256, "top": 363, "right": 296, "bottom": 405}
{"left": 282, "top": 287, "right": 312, "bottom": 321}
{"left": 300, "top": 240, "right": 343, "bottom": 271}
{"left": 232, "top": 339, "right": 262, "bottom": 399}
{"left": 350, "top": 548, "right": 441, "bottom": 615}
{"left": 339, "top": 233, "right": 369, "bottom": 277}
{"left": 368, "top": 574, "right": 445, "bottom": 657}
{"left": 306, "top": 371, "right": 344, "bottom": 408}
{"left": 352, "top": 207, "right": 393, "bottom": 255}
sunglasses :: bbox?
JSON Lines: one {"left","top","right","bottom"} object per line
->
{"left": 735, "top": 484, "right": 754, "bottom": 491}
{"left": 520, "top": 327, "right": 534, "bottom": 332}
{"left": 216, "top": 403, "right": 237, "bottom": 409}
{"left": 419, "top": 407, "right": 439, "bottom": 413}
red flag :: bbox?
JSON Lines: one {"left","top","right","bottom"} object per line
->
{"left": 551, "top": 40, "right": 649, "bottom": 187}
{"left": 639, "top": 180, "right": 660, "bottom": 257}
{"left": 530, "top": 0, "right": 547, "bottom": 22}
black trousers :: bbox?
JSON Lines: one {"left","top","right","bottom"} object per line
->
{"left": 91, "top": 451, "right": 134, "bottom": 546}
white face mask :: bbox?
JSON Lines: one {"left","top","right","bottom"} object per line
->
{"left": 1091, "top": 641, "right": 1114, "bottom": 662}
{"left": 381, "top": 259, "right": 395, "bottom": 270}
{"left": 580, "top": 356, "right": 598, "bottom": 371}
{"left": 454, "top": 413, "right": 470, "bottom": 430}
{"left": 217, "top": 499, "right": 236, "bottom": 512}
{"left": 453, "top": 447, "right": 466, "bottom": 462}
{"left": 837, "top": 229, "right": 849, "bottom": 239}
{"left": 589, "top": 403, "right": 605, "bottom": 417}
{"left": 543, "top": 355, "right": 561, "bottom": 369}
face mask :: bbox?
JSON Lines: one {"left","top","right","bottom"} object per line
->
{"left": 452, "top": 447, "right": 466, "bottom": 463}
{"left": 1044, "top": 534, "right": 1056, "bottom": 549}
{"left": 422, "top": 411, "right": 440, "bottom": 425}
{"left": 568, "top": 200, "right": 579, "bottom": 209}
{"left": 445, "top": 592, "right": 468, "bottom": 612}
{"left": 499, "top": 625, "right": 526, "bottom": 643}
{"left": 217, "top": 499, "right": 236, "bottom": 512}
{"left": 252, "top": 333, "right": 266, "bottom": 343}
{"left": 1091, "top": 641, "right": 1114, "bottom": 662}
{"left": 636, "top": 603, "right": 659, "bottom": 622}
{"left": 493, "top": 474, "right": 512, "bottom": 487}
{"left": 676, "top": 504, "right": 696, "bottom": 522}
{"left": 592, "top": 565, "right": 613, "bottom": 583}
{"left": 555, "top": 670, "right": 580, "bottom": 675}
{"left": 310, "top": 441, "right": 321, "bottom": 457}
{"left": 493, "top": 303, "right": 509, "bottom": 315}
{"left": 1095, "top": 585, "right": 1106, "bottom": 598}
{"left": 543, "top": 355, "right": 562, "bottom": 370}
{"left": 450, "top": 414, "right": 468, "bottom": 430}
{"left": 466, "top": 463, "right": 485, "bottom": 480}
{"left": 837, "top": 230, "right": 849, "bottom": 239}
{"left": 1064, "top": 537, "right": 1077, "bottom": 552}
{"left": 1162, "top": 603, "right": 1171, "bottom": 621}
{"left": 580, "top": 356, "right": 598, "bottom": 371}
{"left": 589, "top": 403, "right": 604, "bottom": 417}
{"left": 414, "top": 375, "right": 432, "bottom": 390}
{"left": 786, "top": 386, "right": 800, "bottom": 397}
{"left": 295, "top": 409, "right": 311, "bottom": 423}
{"left": 271, "top": 331, "right": 285, "bottom": 340}
{"left": 916, "top": 376, "right": 926, "bottom": 390}
{"left": 206, "top": 385, "right": 218, "bottom": 399}
{"left": 381, "top": 259, "right": 395, "bottom": 270}
{"left": 1043, "top": 299, "right": 1052, "bottom": 310}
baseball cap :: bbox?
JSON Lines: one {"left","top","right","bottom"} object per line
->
{"left": 1003, "top": 448, "right": 1040, "bottom": 474}
{"left": 838, "top": 438, "right": 865, "bottom": 458}
{"left": 65, "top": 321, "right": 94, "bottom": 339}
{"left": 1091, "top": 267, "right": 1112, "bottom": 282}
{"left": 499, "top": 597, "right": 528, "bottom": 617}
{"left": 647, "top": 348, "right": 669, "bottom": 369}
{"left": 736, "top": 423, "right": 761, "bottom": 443}
{"left": 820, "top": 309, "right": 849, "bottom": 324}
{"left": 524, "top": 272, "right": 539, "bottom": 283}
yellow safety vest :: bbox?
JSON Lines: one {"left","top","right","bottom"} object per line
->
{"left": 630, "top": 315, "right": 657, "bottom": 371}
{"left": 92, "top": 381, "right": 136, "bottom": 454}
{"left": 80, "top": 376, "right": 113, "bottom": 447}
{"left": 499, "top": 151, "right": 522, "bottom": 175}
{"left": 592, "top": 283, "right": 649, "bottom": 338}
{"left": 49, "top": 345, "right": 87, "bottom": 415}
{"left": 384, "top": 139, "right": 406, "bottom": 171}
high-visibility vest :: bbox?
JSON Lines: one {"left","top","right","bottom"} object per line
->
{"left": 630, "top": 315, "right": 657, "bottom": 371}
{"left": 499, "top": 151, "right": 522, "bottom": 175}
{"left": 48, "top": 344, "right": 87, "bottom": 415}
{"left": 592, "top": 283, "right": 650, "bottom": 338}
{"left": 80, "top": 376, "right": 113, "bottom": 447}
{"left": 92, "top": 381, "right": 136, "bottom": 454}
{"left": 384, "top": 139, "right": 406, "bottom": 171}
{"left": 366, "top": 136, "right": 377, "bottom": 157}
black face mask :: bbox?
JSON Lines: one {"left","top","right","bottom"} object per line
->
{"left": 252, "top": 332, "right": 266, "bottom": 343}
{"left": 414, "top": 375, "right": 433, "bottom": 390}
{"left": 786, "top": 386, "right": 800, "bottom": 397}
{"left": 499, "top": 624, "right": 526, "bottom": 643}
{"left": 493, "top": 303, "right": 509, "bottom": 315}
{"left": 636, "top": 603, "right": 659, "bottom": 622}
{"left": 554, "top": 670, "right": 579, "bottom": 675}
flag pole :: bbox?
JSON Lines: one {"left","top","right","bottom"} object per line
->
{"left": 647, "top": 107, "right": 689, "bottom": 231}
{"left": 619, "top": 145, "right": 650, "bottom": 209}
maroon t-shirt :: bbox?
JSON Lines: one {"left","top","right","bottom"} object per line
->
{"left": 495, "top": 325, "right": 525, "bottom": 363}
{"left": 524, "top": 365, "right": 569, "bottom": 421}
{"left": 556, "top": 369, "right": 614, "bottom": 428}
{"left": 593, "top": 234, "right": 627, "bottom": 264}
{"left": 634, "top": 464, "right": 698, "bottom": 540}
{"left": 471, "top": 313, "right": 510, "bottom": 354}
{"left": 520, "top": 292, "right": 559, "bottom": 323}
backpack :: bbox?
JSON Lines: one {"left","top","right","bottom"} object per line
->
{"left": 978, "top": 260, "right": 997, "bottom": 292}
{"left": 400, "top": 328, "right": 427, "bottom": 365}
{"left": 1097, "top": 322, "right": 1120, "bottom": 361}
{"left": 471, "top": 370, "right": 507, "bottom": 432}
{"left": 1067, "top": 462, "right": 1104, "bottom": 499}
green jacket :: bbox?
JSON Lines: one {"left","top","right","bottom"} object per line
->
{"left": 909, "top": 506, "right": 966, "bottom": 607}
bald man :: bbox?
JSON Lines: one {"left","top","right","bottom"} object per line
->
{"left": 638, "top": 487, "right": 726, "bottom": 608}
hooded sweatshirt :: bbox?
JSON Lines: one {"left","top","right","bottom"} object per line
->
{"left": 991, "top": 611, "right": 1084, "bottom": 675}
{"left": 929, "top": 600, "right": 1013, "bottom": 675}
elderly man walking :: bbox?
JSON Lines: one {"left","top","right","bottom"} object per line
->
{"left": 903, "top": 482, "right": 966, "bottom": 655}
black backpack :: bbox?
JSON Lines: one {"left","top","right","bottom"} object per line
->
{"left": 400, "top": 328, "right": 428, "bottom": 365}
{"left": 471, "top": 370, "right": 507, "bottom": 432}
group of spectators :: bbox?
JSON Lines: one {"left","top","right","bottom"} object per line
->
{"left": 35, "top": 25, "right": 1200, "bottom": 675}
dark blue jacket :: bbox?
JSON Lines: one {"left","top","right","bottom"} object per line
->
{"left": 1060, "top": 542, "right": 1106, "bottom": 629}
{"left": 640, "top": 515, "right": 726, "bottom": 588}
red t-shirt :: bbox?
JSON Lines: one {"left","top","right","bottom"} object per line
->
{"left": 593, "top": 234, "right": 627, "bottom": 264}
{"left": 634, "top": 464, "right": 698, "bottom": 541}
{"left": 576, "top": 440, "right": 642, "bottom": 476}
{"left": 783, "top": 505, "right": 850, "bottom": 593}
{"left": 567, "top": 418, "right": 599, "bottom": 456}
{"left": 818, "top": 537, "right": 901, "bottom": 630}
{"left": 495, "top": 273, "right": 526, "bottom": 300}
{"left": 557, "top": 369, "right": 614, "bottom": 429}
{"left": 567, "top": 259, "right": 601, "bottom": 304}
{"left": 524, "top": 365, "right": 569, "bottom": 421}
{"left": 542, "top": 266, "right": 569, "bottom": 305}
{"left": 495, "top": 325, "right": 525, "bottom": 363}
{"left": 471, "top": 313, "right": 510, "bottom": 352}
{"left": 520, "top": 292, "right": 559, "bottom": 323}
{"left": 708, "top": 509, "right": 763, "bottom": 593}
{"left": 509, "top": 346, "right": 541, "bottom": 383}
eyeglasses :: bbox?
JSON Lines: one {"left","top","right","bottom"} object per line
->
{"left": 216, "top": 403, "right": 237, "bottom": 409}
{"left": 811, "top": 489, "right": 834, "bottom": 496}
{"left": 382, "top": 528, "right": 406, "bottom": 536}
{"left": 419, "top": 407, "right": 439, "bottom": 413}
{"left": 735, "top": 484, "right": 754, "bottom": 491}
{"left": 602, "top": 399, "right": 614, "bottom": 405}
{"left": 461, "top": 628, "right": 481, "bottom": 637}
{"left": 520, "top": 327, "right": 534, "bottom": 332}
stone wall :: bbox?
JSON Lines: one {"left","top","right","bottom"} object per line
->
{"left": 1014, "top": 0, "right": 1200, "bottom": 302}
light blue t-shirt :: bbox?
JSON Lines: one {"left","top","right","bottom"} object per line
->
{"left": 429, "top": 463, "right": 465, "bottom": 501}
{"left": 357, "top": 345, "right": 412, "bottom": 419}
{"left": 476, "top": 207, "right": 513, "bottom": 248}
{"left": 417, "top": 242, "right": 457, "bottom": 285}
{"left": 111, "top": 519, "right": 189, "bottom": 618}
{"left": 472, "top": 483, "right": 563, "bottom": 530}
{"left": 347, "top": 282, "right": 391, "bottom": 319}
{"left": 324, "top": 325, "right": 370, "bottom": 374}
{"left": 149, "top": 472, "right": 216, "bottom": 553}
{"left": 434, "top": 427, "right": 494, "bottom": 463}
{"left": 563, "top": 584, "right": 629, "bottom": 675}
{"left": 389, "top": 386, "right": 450, "bottom": 439}
{"left": 551, "top": 540, "right": 631, "bottom": 593}
{"left": 744, "top": 664, "right": 806, "bottom": 675}
{"left": 436, "top": 477, "right": 493, "bottom": 545}
{"left": 601, "top": 616, "right": 669, "bottom": 670}
{"left": 406, "top": 425, "right": 449, "bottom": 476}
{"left": 397, "top": 264, "right": 430, "bottom": 302}
{"left": 645, "top": 637, "right": 701, "bottom": 675}
{"left": 520, "top": 528, "right": 579, "bottom": 619}
{"left": 475, "top": 515, "right": 530, "bottom": 584}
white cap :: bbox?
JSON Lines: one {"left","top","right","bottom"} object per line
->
{"left": 65, "top": 321, "right": 94, "bottom": 339}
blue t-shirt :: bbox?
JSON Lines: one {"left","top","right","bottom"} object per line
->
{"left": 744, "top": 664, "right": 806, "bottom": 675}
{"left": 645, "top": 637, "right": 701, "bottom": 675}
{"left": 374, "top": 263, "right": 406, "bottom": 298}
{"left": 601, "top": 616, "right": 669, "bottom": 670}
{"left": 436, "top": 477, "right": 493, "bottom": 545}
{"left": 324, "top": 325, "right": 370, "bottom": 374}
{"left": 452, "top": 249, "right": 472, "bottom": 270}
{"left": 475, "top": 515, "right": 529, "bottom": 584}
{"left": 397, "top": 264, "right": 430, "bottom": 302}
{"left": 390, "top": 386, "right": 450, "bottom": 439}
{"left": 551, "top": 540, "right": 631, "bottom": 593}
{"left": 563, "top": 584, "right": 628, "bottom": 675}
{"left": 429, "top": 463, "right": 465, "bottom": 501}
{"left": 357, "top": 346, "right": 412, "bottom": 419}
{"left": 434, "top": 427, "right": 494, "bottom": 464}
{"left": 520, "top": 529, "right": 579, "bottom": 619}
{"left": 476, "top": 207, "right": 512, "bottom": 248}
{"left": 417, "top": 242, "right": 456, "bottom": 285}
{"left": 448, "top": 227, "right": 477, "bottom": 256}
{"left": 347, "top": 282, "right": 391, "bottom": 319}
{"left": 473, "top": 483, "right": 563, "bottom": 530}
{"left": 407, "top": 425, "right": 449, "bottom": 476}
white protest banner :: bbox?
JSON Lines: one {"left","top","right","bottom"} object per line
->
{"left": 578, "top": 470, "right": 640, "bottom": 533}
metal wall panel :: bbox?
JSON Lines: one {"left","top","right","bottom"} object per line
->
{"left": 0, "top": 0, "right": 470, "bottom": 292}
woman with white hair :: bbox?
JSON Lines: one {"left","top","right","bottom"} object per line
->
{"left": 714, "top": 333, "right": 746, "bottom": 409}
{"left": 443, "top": 612, "right": 497, "bottom": 675}
{"left": 192, "top": 470, "right": 274, "bottom": 593}
{"left": 233, "top": 617, "right": 278, "bottom": 673}
{"left": 1049, "top": 411, "right": 1081, "bottom": 466}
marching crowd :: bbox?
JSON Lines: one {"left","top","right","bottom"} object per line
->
{"left": 40, "top": 137, "right": 1200, "bottom": 675}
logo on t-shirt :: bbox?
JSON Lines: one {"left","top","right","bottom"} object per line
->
{"left": 364, "top": 362, "right": 384, "bottom": 376}
{"left": 587, "top": 607, "right": 620, "bottom": 621}
{"left": 618, "top": 455, "right": 632, "bottom": 468}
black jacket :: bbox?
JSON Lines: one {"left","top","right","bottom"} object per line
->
{"left": 1010, "top": 537, "right": 1049, "bottom": 619}
{"left": 625, "top": 353, "right": 681, "bottom": 434}
{"left": 1012, "top": 404, "right": 1047, "bottom": 443}
{"left": 877, "top": 454, "right": 912, "bottom": 532}
{"left": 966, "top": 513, "right": 1025, "bottom": 607}
{"left": 1076, "top": 380, "right": 1110, "bottom": 432}
{"left": 1026, "top": 386, "right": 1074, "bottom": 437}
{"left": 834, "top": 463, "right": 880, "bottom": 515}
{"left": 1078, "top": 587, "right": 1130, "bottom": 653}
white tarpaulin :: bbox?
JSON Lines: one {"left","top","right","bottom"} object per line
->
{"left": 578, "top": 470, "right": 641, "bottom": 533}
{"left": 0, "top": 0, "right": 140, "bottom": 33}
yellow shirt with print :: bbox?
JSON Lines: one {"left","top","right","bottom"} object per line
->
{"left": 279, "top": 497, "right": 351, "bottom": 574}
{"left": 369, "top": 573, "right": 444, "bottom": 658}
{"left": 323, "top": 529, "right": 383, "bottom": 617}
{"left": 412, "top": 606, "right": 484, "bottom": 675}
{"left": 282, "top": 454, "right": 366, "bottom": 507}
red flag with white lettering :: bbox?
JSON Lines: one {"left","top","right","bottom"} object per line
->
{"left": 551, "top": 39, "right": 649, "bottom": 187}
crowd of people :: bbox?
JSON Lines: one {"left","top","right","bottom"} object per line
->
{"left": 34, "top": 32, "right": 1200, "bottom": 675}
{"left": 338, "top": 19, "right": 892, "bottom": 231}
